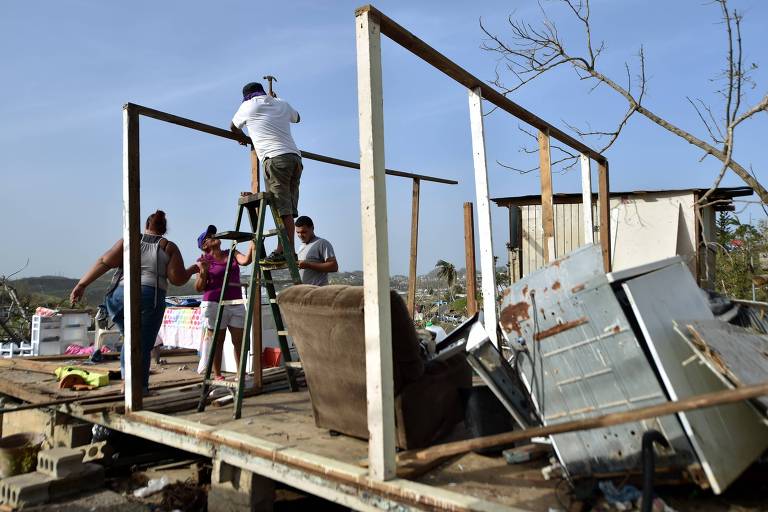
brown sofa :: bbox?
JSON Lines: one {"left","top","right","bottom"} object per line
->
{"left": 278, "top": 285, "right": 472, "bottom": 449}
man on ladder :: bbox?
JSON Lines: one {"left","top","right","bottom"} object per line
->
{"left": 230, "top": 80, "right": 303, "bottom": 264}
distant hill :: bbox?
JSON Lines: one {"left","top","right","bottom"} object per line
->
{"left": 10, "top": 264, "right": 509, "bottom": 307}
{"left": 11, "top": 273, "right": 198, "bottom": 307}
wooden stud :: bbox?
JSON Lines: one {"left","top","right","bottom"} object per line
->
{"left": 463, "top": 202, "right": 478, "bottom": 316}
{"left": 400, "top": 379, "right": 768, "bottom": 464}
{"left": 580, "top": 153, "right": 594, "bottom": 245}
{"left": 250, "top": 151, "right": 263, "bottom": 392}
{"left": 122, "top": 104, "right": 142, "bottom": 412}
{"left": 128, "top": 103, "right": 457, "bottom": 185}
{"left": 538, "top": 130, "right": 555, "bottom": 263}
{"left": 468, "top": 87, "right": 498, "bottom": 346}
{"left": 406, "top": 179, "right": 420, "bottom": 318}
{"left": 250, "top": 150, "right": 261, "bottom": 194}
{"left": 598, "top": 160, "right": 611, "bottom": 271}
{"left": 354, "top": 5, "right": 607, "bottom": 165}
{"left": 356, "top": 8, "right": 396, "bottom": 481}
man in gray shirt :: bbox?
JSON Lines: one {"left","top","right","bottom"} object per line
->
{"left": 295, "top": 216, "right": 338, "bottom": 286}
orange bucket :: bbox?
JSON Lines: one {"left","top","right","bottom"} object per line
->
{"left": 261, "top": 347, "right": 282, "bottom": 368}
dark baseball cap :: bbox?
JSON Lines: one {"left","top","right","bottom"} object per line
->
{"left": 242, "top": 82, "right": 265, "bottom": 97}
{"left": 197, "top": 225, "right": 217, "bottom": 249}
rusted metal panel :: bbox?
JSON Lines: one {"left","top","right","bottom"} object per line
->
{"left": 500, "top": 244, "right": 696, "bottom": 477}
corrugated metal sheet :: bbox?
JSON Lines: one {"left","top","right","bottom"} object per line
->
{"left": 500, "top": 244, "right": 696, "bottom": 477}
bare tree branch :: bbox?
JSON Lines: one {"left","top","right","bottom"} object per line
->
{"left": 482, "top": 0, "right": 768, "bottom": 203}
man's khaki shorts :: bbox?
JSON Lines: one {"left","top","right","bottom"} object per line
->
{"left": 264, "top": 153, "right": 303, "bottom": 217}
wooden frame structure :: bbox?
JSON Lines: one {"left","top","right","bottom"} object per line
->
{"left": 121, "top": 4, "right": 610, "bottom": 494}
{"left": 354, "top": 4, "right": 610, "bottom": 480}
{"left": 121, "top": 102, "right": 456, "bottom": 412}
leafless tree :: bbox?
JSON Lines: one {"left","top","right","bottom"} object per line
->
{"left": 482, "top": 0, "right": 768, "bottom": 204}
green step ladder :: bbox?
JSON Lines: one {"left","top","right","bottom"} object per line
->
{"left": 196, "top": 192, "right": 302, "bottom": 419}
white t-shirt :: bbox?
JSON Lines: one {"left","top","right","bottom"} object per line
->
{"left": 232, "top": 95, "right": 301, "bottom": 160}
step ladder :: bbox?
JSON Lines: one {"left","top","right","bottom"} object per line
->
{"left": 197, "top": 192, "right": 302, "bottom": 419}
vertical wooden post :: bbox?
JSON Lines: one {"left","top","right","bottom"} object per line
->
{"left": 467, "top": 87, "right": 498, "bottom": 346}
{"left": 250, "top": 149, "right": 262, "bottom": 391}
{"left": 356, "top": 8, "right": 396, "bottom": 481}
{"left": 406, "top": 178, "right": 420, "bottom": 318}
{"left": 538, "top": 130, "right": 555, "bottom": 263}
{"left": 122, "top": 104, "right": 142, "bottom": 412}
{"left": 463, "top": 202, "right": 478, "bottom": 316}
{"left": 580, "top": 153, "right": 594, "bottom": 245}
{"left": 598, "top": 160, "right": 611, "bottom": 271}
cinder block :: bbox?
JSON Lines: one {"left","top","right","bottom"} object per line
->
{"left": 48, "top": 463, "right": 104, "bottom": 500}
{"left": 37, "top": 447, "right": 85, "bottom": 478}
{"left": 209, "top": 459, "right": 274, "bottom": 512}
{"left": 0, "top": 471, "right": 50, "bottom": 508}
{"left": 53, "top": 420, "right": 93, "bottom": 448}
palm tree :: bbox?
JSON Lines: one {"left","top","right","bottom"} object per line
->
{"left": 435, "top": 259, "right": 457, "bottom": 303}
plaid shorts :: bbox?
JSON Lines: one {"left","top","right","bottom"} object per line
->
{"left": 264, "top": 153, "right": 303, "bottom": 217}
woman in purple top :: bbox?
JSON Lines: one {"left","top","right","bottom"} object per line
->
{"left": 195, "top": 225, "right": 254, "bottom": 379}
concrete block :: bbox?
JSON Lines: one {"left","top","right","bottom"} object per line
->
{"left": 48, "top": 463, "right": 104, "bottom": 501}
{"left": 81, "top": 441, "right": 111, "bottom": 463}
{"left": 53, "top": 419, "right": 93, "bottom": 448}
{"left": 208, "top": 459, "right": 274, "bottom": 512}
{"left": 37, "top": 447, "right": 85, "bottom": 478}
{"left": 0, "top": 471, "right": 50, "bottom": 508}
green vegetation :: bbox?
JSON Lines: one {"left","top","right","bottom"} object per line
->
{"left": 713, "top": 212, "right": 768, "bottom": 301}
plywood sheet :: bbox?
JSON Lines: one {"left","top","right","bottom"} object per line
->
{"left": 682, "top": 319, "right": 768, "bottom": 413}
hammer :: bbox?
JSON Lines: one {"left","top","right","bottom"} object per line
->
{"left": 263, "top": 75, "right": 277, "bottom": 97}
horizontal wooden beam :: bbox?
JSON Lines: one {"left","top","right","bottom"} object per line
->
{"left": 355, "top": 5, "right": 607, "bottom": 164}
{"left": 399, "top": 380, "right": 768, "bottom": 464}
{"left": 126, "top": 103, "right": 457, "bottom": 185}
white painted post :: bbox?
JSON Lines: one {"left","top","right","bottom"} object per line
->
{"left": 580, "top": 153, "right": 594, "bottom": 245}
{"left": 122, "top": 105, "right": 142, "bottom": 412}
{"left": 468, "top": 87, "right": 498, "bottom": 346}
{"left": 355, "top": 9, "right": 396, "bottom": 481}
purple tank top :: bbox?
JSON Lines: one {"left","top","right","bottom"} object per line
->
{"left": 202, "top": 251, "right": 242, "bottom": 302}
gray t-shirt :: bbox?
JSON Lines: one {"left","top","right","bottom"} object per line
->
{"left": 297, "top": 236, "right": 335, "bottom": 286}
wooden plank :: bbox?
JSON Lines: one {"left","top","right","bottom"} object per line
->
{"left": 468, "top": 87, "right": 498, "bottom": 346}
{"left": 598, "top": 160, "right": 611, "bottom": 271}
{"left": 251, "top": 153, "right": 263, "bottom": 392}
{"left": 463, "top": 202, "right": 478, "bottom": 315}
{"left": 398, "top": 380, "right": 768, "bottom": 464}
{"left": 538, "top": 130, "right": 555, "bottom": 263}
{"left": 130, "top": 104, "right": 457, "bottom": 186}
{"left": 685, "top": 320, "right": 768, "bottom": 411}
{"left": 354, "top": 5, "right": 607, "bottom": 165}
{"left": 580, "top": 154, "right": 594, "bottom": 245}
{"left": 123, "top": 104, "right": 142, "bottom": 412}
{"left": 0, "top": 358, "right": 117, "bottom": 376}
{"left": 356, "top": 8, "right": 396, "bottom": 481}
{"left": 533, "top": 205, "right": 544, "bottom": 272}
{"left": 299, "top": 150, "right": 458, "bottom": 185}
{"left": 250, "top": 149, "right": 261, "bottom": 193}
{"left": 406, "top": 178, "right": 420, "bottom": 317}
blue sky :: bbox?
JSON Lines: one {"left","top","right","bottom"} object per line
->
{"left": 1, "top": 0, "right": 767, "bottom": 280}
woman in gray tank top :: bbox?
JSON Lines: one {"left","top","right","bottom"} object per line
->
{"left": 70, "top": 211, "right": 199, "bottom": 394}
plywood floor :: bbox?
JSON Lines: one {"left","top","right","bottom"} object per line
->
{"left": 0, "top": 353, "right": 563, "bottom": 510}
